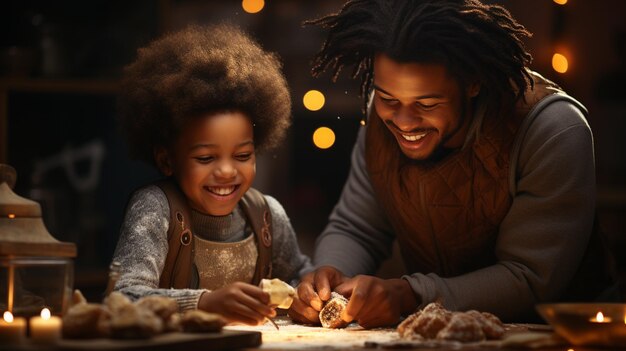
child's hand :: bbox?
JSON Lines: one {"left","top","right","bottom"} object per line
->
{"left": 198, "top": 282, "right": 277, "bottom": 325}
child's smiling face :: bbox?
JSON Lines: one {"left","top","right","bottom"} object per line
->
{"left": 157, "top": 110, "right": 256, "bottom": 216}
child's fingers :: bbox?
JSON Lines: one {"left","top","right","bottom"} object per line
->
{"left": 234, "top": 287, "right": 275, "bottom": 317}
{"left": 239, "top": 283, "right": 271, "bottom": 305}
{"left": 225, "top": 304, "right": 265, "bottom": 325}
{"left": 227, "top": 301, "right": 269, "bottom": 325}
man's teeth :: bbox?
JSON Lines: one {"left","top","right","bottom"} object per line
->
{"left": 208, "top": 186, "right": 236, "bottom": 195}
{"left": 401, "top": 133, "right": 426, "bottom": 141}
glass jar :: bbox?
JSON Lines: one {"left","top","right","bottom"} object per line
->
{"left": 0, "top": 164, "right": 76, "bottom": 318}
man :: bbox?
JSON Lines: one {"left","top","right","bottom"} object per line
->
{"left": 288, "top": 0, "right": 613, "bottom": 328}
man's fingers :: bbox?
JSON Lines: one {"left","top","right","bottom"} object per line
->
{"left": 314, "top": 270, "right": 333, "bottom": 302}
{"left": 334, "top": 280, "right": 355, "bottom": 298}
{"left": 341, "top": 280, "right": 369, "bottom": 323}
{"left": 297, "top": 282, "right": 324, "bottom": 311}
{"left": 288, "top": 298, "right": 321, "bottom": 324}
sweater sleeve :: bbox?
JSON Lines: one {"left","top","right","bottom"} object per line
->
{"left": 313, "top": 127, "right": 396, "bottom": 276}
{"left": 264, "top": 195, "right": 313, "bottom": 286}
{"left": 112, "top": 185, "right": 207, "bottom": 311}
{"left": 403, "top": 99, "right": 596, "bottom": 321}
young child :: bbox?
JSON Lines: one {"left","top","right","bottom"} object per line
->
{"left": 112, "top": 24, "right": 311, "bottom": 326}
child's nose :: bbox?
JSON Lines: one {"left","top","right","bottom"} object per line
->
{"left": 215, "top": 162, "right": 237, "bottom": 179}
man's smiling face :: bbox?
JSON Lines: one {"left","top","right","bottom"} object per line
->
{"left": 372, "top": 53, "right": 477, "bottom": 161}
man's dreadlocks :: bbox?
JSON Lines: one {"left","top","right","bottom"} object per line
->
{"left": 306, "top": 0, "right": 533, "bottom": 117}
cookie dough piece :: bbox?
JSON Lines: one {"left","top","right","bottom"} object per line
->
{"left": 71, "top": 289, "right": 88, "bottom": 306}
{"left": 464, "top": 310, "right": 505, "bottom": 339}
{"left": 109, "top": 303, "right": 163, "bottom": 339}
{"left": 164, "top": 313, "right": 182, "bottom": 332}
{"left": 136, "top": 295, "right": 179, "bottom": 321}
{"left": 397, "top": 302, "right": 451, "bottom": 339}
{"left": 180, "top": 310, "right": 225, "bottom": 333}
{"left": 436, "top": 312, "right": 485, "bottom": 342}
{"left": 62, "top": 303, "right": 111, "bottom": 339}
{"left": 411, "top": 308, "right": 451, "bottom": 338}
{"left": 319, "top": 292, "right": 349, "bottom": 329}
{"left": 104, "top": 291, "right": 133, "bottom": 312}
{"left": 397, "top": 311, "right": 422, "bottom": 338}
{"left": 259, "top": 278, "right": 296, "bottom": 309}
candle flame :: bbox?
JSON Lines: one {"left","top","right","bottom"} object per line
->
{"left": 596, "top": 312, "right": 605, "bottom": 322}
{"left": 3, "top": 311, "right": 13, "bottom": 323}
{"left": 41, "top": 308, "right": 51, "bottom": 320}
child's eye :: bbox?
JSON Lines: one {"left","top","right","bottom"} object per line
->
{"left": 195, "top": 156, "right": 215, "bottom": 163}
{"left": 235, "top": 153, "right": 253, "bottom": 161}
{"left": 417, "top": 102, "right": 439, "bottom": 110}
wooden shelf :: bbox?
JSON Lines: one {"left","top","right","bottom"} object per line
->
{"left": 0, "top": 77, "right": 120, "bottom": 163}
{"left": 0, "top": 78, "right": 120, "bottom": 94}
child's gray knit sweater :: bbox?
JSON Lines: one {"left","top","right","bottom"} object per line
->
{"left": 112, "top": 185, "right": 312, "bottom": 311}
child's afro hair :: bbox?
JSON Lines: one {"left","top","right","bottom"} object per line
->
{"left": 118, "top": 24, "right": 292, "bottom": 167}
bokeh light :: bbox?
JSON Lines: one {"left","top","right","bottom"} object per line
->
{"left": 553, "top": 0, "right": 568, "bottom": 5}
{"left": 552, "top": 53, "right": 569, "bottom": 73}
{"left": 242, "top": 0, "right": 264, "bottom": 14}
{"left": 313, "top": 127, "right": 335, "bottom": 149}
{"left": 303, "top": 90, "right": 325, "bottom": 111}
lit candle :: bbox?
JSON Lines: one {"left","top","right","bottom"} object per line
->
{"left": 29, "top": 308, "right": 62, "bottom": 344}
{"left": 0, "top": 311, "right": 26, "bottom": 344}
{"left": 590, "top": 311, "right": 612, "bottom": 323}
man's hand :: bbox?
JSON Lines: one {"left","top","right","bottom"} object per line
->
{"left": 334, "top": 275, "right": 418, "bottom": 328}
{"left": 198, "top": 282, "right": 276, "bottom": 325}
{"left": 288, "top": 266, "right": 347, "bottom": 324}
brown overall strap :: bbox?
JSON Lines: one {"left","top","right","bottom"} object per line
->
{"left": 240, "top": 188, "right": 273, "bottom": 285}
{"left": 155, "top": 179, "right": 194, "bottom": 289}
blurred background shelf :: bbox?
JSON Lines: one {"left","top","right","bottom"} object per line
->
{"left": 0, "top": 78, "right": 119, "bottom": 94}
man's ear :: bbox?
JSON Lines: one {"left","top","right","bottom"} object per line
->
{"left": 154, "top": 147, "right": 173, "bottom": 176}
{"left": 467, "top": 82, "right": 480, "bottom": 98}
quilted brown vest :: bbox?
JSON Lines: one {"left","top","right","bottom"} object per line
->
{"left": 365, "top": 73, "right": 562, "bottom": 277}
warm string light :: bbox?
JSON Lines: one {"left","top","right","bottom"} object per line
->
{"left": 242, "top": 0, "right": 264, "bottom": 14}
{"left": 303, "top": 90, "right": 325, "bottom": 111}
{"left": 313, "top": 127, "right": 335, "bottom": 149}
{"left": 553, "top": 0, "right": 568, "bottom": 5}
{"left": 552, "top": 53, "right": 569, "bottom": 73}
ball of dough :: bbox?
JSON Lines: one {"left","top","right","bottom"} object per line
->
{"left": 180, "top": 310, "right": 225, "bottom": 333}
{"left": 319, "top": 292, "right": 349, "bottom": 329}
{"left": 259, "top": 278, "right": 296, "bottom": 309}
